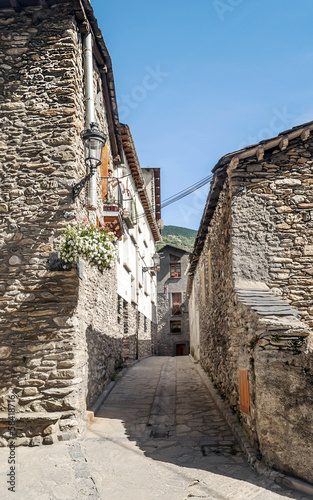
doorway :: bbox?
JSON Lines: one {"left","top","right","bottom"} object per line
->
{"left": 176, "top": 344, "right": 186, "bottom": 356}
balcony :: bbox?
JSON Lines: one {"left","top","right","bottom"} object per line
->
{"left": 172, "top": 303, "right": 182, "bottom": 316}
{"left": 102, "top": 176, "right": 124, "bottom": 239}
{"left": 102, "top": 177, "right": 137, "bottom": 235}
{"left": 123, "top": 192, "right": 136, "bottom": 229}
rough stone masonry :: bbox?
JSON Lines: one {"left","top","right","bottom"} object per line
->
{"left": 0, "top": 1, "right": 124, "bottom": 445}
{"left": 188, "top": 126, "right": 313, "bottom": 484}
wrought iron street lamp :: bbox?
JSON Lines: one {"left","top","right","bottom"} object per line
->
{"left": 73, "top": 122, "right": 107, "bottom": 200}
{"left": 143, "top": 253, "right": 161, "bottom": 272}
{"left": 180, "top": 303, "right": 188, "bottom": 315}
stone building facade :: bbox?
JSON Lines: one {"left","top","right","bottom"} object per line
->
{"left": 156, "top": 245, "right": 190, "bottom": 356}
{"left": 0, "top": 0, "right": 160, "bottom": 445}
{"left": 188, "top": 123, "right": 313, "bottom": 484}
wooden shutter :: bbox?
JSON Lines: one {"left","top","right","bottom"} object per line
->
{"left": 100, "top": 144, "right": 109, "bottom": 199}
{"left": 239, "top": 369, "right": 250, "bottom": 415}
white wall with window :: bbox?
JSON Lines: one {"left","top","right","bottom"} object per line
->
{"left": 115, "top": 153, "right": 158, "bottom": 323}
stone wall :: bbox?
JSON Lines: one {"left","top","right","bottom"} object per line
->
{"left": 189, "top": 141, "right": 313, "bottom": 483}
{"left": 156, "top": 293, "right": 190, "bottom": 355}
{"left": 118, "top": 297, "right": 154, "bottom": 362}
{"left": 138, "top": 311, "right": 154, "bottom": 358}
{"left": 156, "top": 246, "right": 190, "bottom": 356}
{"left": 190, "top": 184, "right": 234, "bottom": 389}
{"left": 121, "top": 297, "right": 137, "bottom": 362}
{"left": 231, "top": 135, "right": 313, "bottom": 332}
{"left": 0, "top": 3, "right": 123, "bottom": 445}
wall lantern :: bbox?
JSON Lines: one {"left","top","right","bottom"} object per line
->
{"left": 73, "top": 122, "right": 107, "bottom": 200}
{"left": 180, "top": 303, "right": 188, "bottom": 315}
{"left": 143, "top": 253, "right": 161, "bottom": 272}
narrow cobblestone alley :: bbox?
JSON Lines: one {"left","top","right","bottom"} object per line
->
{"left": 83, "top": 356, "right": 310, "bottom": 500}
{"left": 0, "top": 357, "right": 311, "bottom": 500}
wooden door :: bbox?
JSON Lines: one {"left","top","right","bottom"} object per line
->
{"left": 176, "top": 344, "right": 186, "bottom": 356}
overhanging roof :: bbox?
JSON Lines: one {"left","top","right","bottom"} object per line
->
{"left": 120, "top": 124, "right": 161, "bottom": 242}
{"left": 187, "top": 120, "right": 313, "bottom": 297}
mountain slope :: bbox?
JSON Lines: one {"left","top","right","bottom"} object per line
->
{"left": 157, "top": 225, "right": 197, "bottom": 253}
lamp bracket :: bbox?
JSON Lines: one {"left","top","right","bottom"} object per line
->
{"left": 72, "top": 168, "right": 96, "bottom": 201}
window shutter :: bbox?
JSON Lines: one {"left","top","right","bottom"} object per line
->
{"left": 100, "top": 144, "right": 109, "bottom": 199}
{"left": 239, "top": 369, "right": 250, "bottom": 415}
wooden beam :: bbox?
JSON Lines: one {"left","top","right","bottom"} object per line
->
{"left": 101, "top": 72, "right": 119, "bottom": 160}
{"left": 279, "top": 137, "right": 288, "bottom": 150}
{"left": 301, "top": 128, "right": 310, "bottom": 142}
{"left": 256, "top": 146, "right": 264, "bottom": 161}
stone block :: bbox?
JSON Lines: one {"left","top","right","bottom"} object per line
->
{"left": 43, "top": 435, "right": 55, "bottom": 445}
{"left": 15, "top": 437, "right": 31, "bottom": 446}
{"left": 9, "top": 255, "right": 21, "bottom": 265}
{"left": 303, "top": 245, "right": 313, "bottom": 256}
{"left": 30, "top": 436, "right": 42, "bottom": 447}
{"left": 50, "top": 370, "right": 75, "bottom": 379}
{"left": 0, "top": 347, "right": 12, "bottom": 359}
{"left": 43, "top": 424, "right": 57, "bottom": 436}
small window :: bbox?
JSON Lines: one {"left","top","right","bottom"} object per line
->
{"left": 172, "top": 292, "right": 182, "bottom": 315}
{"left": 170, "top": 263, "right": 181, "bottom": 278}
{"left": 170, "top": 320, "right": 181, "bottom": 333}
{"left": 170, "top": 254, "right": 180, "bottom": 262}
{"left": 170, "top": 254, "right": 181, "bottom": 277}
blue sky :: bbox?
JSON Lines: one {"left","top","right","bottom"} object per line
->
{"left": 91, "top": 0, "right": 313, "bottom": 230}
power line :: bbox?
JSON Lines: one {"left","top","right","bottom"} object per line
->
{"left": 133, "top": 173, "right": 213, "bottom": 220}
{"left": 162, "top": 173, "right": 213, "bottom": 203}
{"left": 161, "top": 174, "right": 213, "bottom": 208}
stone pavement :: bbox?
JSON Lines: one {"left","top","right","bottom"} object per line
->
{"left": 0, "top": 356, "right": 311, "bottom": 500}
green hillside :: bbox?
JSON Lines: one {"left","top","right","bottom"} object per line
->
{"left": 157, "top": 225, "right": 197, "bottom": 253}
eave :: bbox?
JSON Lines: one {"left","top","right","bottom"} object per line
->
{"left": 120, "top": 124, "right": 161, "bottom": 242}
{"left": 187, "top": 120, "right": 313, "bottom": 298}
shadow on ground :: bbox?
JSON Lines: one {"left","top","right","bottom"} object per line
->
{"left": 85, "top": 356, "right": 309, "bottom": 500}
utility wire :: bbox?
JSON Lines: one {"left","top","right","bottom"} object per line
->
{"left": 162, "top": 173, "right": 213, "bottom": 203}
{"left": 161, "top": 174, "right": 213, "bottom": 208}
{"left": 133, "top": 173, "right": 214, "bottom": 220}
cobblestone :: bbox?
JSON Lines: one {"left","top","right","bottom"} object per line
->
{"left": 0, "top": 356, "right": 310, "bottom": 499}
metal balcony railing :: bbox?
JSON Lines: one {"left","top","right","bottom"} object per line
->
{"left": 172, "top": 303, "right": 182, "bottom": 316}
{"left": 122, "top": 192, "right": 137, "bottom": 227}
{"left": 101, "top": 177, "right": 123, "bottom": 211}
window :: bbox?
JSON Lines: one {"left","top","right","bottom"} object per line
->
{"left": 170, "top": 254, "right": 180, "bottom": 261}
{"left": 172, "top": 292, "right": 182, "bottom": 315}
{"left": 169, "top": 254, "right": 181, "bottom": 278}
{"left": 170, "top": 320, "right": 182, "bottom": 333}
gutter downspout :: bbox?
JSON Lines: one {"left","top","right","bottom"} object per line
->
{"left": 135, "top": 214, "right": 140, "bottom": 360}
{"left": 83, "top": 32, "right": 97, "bottom": 209}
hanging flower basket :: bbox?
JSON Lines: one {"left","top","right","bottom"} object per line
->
{"left": 59, "top": 219, "right": 117, "bottom": 271}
